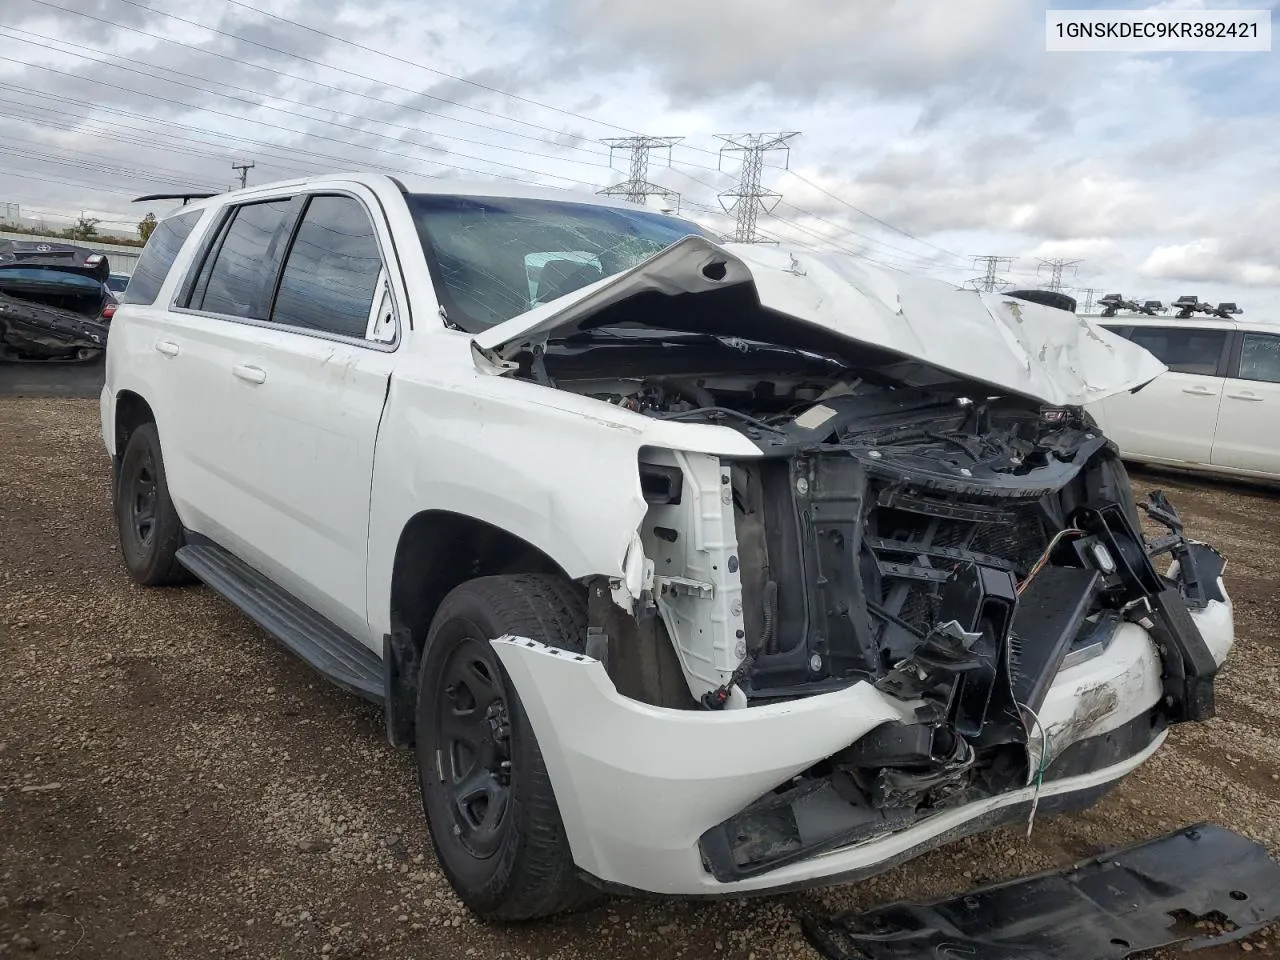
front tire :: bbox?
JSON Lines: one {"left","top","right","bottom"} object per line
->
{"left": 114, "top": 422, "right": 192, "bottom": 586}
{"left": 415, "top": 574, "right": 600, "bottom": 921}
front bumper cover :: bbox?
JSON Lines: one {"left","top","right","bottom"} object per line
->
{"left": 492, "top": 583, "right": 1233, "bottom": 897}
{"left": 803, "top": 822, "right": 1280, "bottom": 959}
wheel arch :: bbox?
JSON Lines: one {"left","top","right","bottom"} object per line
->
{"left": 110, "top": 389, "right": 157, "bottom": 490}
{"left": 114, "top": 390, "right": 156, "bottom": 456}
{"left": 383, "top": 509, "right": 578, "bottom": 747}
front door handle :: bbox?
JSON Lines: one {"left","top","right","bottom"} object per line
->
{"left": 1226, "top": 391, "right": 1263, "bottom": 401}
{"left": 1181, "top": 386, "right": 1214, "bottom": 395}
{"left": 154, "top": 340, "right": 180, "bottom": 357}
{"left": 232, "top": 363, "right": 267, "bottom": 384}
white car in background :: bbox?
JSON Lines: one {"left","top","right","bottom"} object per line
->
{"left": 1087, "top": 316, "right": 1280, "bottom": 481}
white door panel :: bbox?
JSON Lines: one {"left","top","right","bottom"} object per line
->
{"left": 206, "top": 191, "right": 397, "bottom": 646}
{"left": 1094, "top": 324, "right": 1230, "bottom": 466}
{"left": 1095, "top": 371, "right": 1223, "bottom": 464}
{"left": 222, "top": 329, "right": 393, "bottom": 643}
{"left": 126, "top": 309, "right": 239, "bottom": 541}
{"left": 1211, "top": 333, "right": 1280, "bottom": 477}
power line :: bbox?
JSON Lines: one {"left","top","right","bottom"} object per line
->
{"left": 0, "top": 168, "right": 164, "bottom": 200}
{"left": 668, "top": 161, "right": 966, "bottom": 270}
{"left": 88, "top": 0, "right": 621, "bottom": 151}
{"left": 668, "top": 168, "right": 966, "bottom": 275}
{"left": 11, "top": 3, "right": 966, "bottom": 262}
{"left": 212, "top": 0, "right": 727, "bottom": 163}
{"left": 0, "top": 52, "right": 594, "bottom": 188}
{"left": 14, "top": 2, "right": 615, "bottom": 161}
{"left": 778, "top": 169, "right": 970, "bottom": 265}
{"left": 231, "top": 159, "right": 255, "bottom": 189}
{"left": 0, "top": 60, "right": 597, "bottom": 189}
{"left": 0, "top": 82, "right": 607, "bottom": 213}
{"left": 0, "top": 24, "right": 619, "bottom": 174}
{"left": 968, "top": 255, "right": 1014, "bottom": 292}
{"left": 763, "top": 214, "right": 968, "bottom": 275}
{"left": 773, "top": 200, "right": 966, "bottom": 271}
{"left": 216, "top": 0, "right": 640, "bottom": 138}
{"left": 716, "top": 132, "right": 799, "bottom": 244}
{"left": 598, "top": 136, "right": 682, "bottom": 208}
{"left": 0, "top": 129, "right": 226, "bottom": 189}
{"left": 0, "top": 143, "right": 217, "bottom": 193}
{"left": 0, "top": 92, "right": 357, "bottom": 179}
{"left": 1037, "top": 257, "right": 1083, "bottom": 292}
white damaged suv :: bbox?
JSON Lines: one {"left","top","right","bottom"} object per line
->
{"left": 101, "top": 174, "right": 1235, "bottom": 919}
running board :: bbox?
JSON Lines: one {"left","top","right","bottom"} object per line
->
{"left": 176, "top": 539, "right": 384, "bottom": 703}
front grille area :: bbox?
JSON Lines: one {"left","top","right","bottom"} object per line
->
{"left": 742, "top": 453, "right": 1067, "bottom": 692}
{"left": 968, "top": 503, "right": 1051, "bottom": 571}
{"left": 868, "top": 494, "right": 1052, "bottom": 657}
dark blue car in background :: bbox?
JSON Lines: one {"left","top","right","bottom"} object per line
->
{"left": 0, "top": 240, "right": 115, "bottom": 362}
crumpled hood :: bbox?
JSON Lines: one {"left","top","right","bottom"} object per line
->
{"left": 472, "top": 236, "right": 1166, "bottom": 407}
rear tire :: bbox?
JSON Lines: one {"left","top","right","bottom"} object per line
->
{"left": 415, "top": 574, "right": 601, "bottom": 921}
{"left": 114, "top": 422, "right": 192, "bottom": 586}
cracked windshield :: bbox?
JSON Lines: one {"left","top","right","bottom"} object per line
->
{"left": 406, "top": 193, "right": 714, "bottom": 331}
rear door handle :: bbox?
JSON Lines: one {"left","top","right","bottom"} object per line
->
{"left": 232, "top": 363, "right": 267, "bottom": 384}
{"left": 154, "top": 340, "right": 180, "bottom": 357}
{"left": 1181, "top": 386, "right": 1214, "bottom": 395}
{"left": 1226, "top": 391, "right": 1263, "bottom": 401}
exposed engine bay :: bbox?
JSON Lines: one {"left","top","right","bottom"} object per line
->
{"left": 533, "top": 331, "right": 1225, "bottom": 880}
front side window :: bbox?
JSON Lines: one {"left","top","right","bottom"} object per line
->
{"left": 1238, "top": 333, "right": 1280, "bottom": 384}
{"left": 271, "top": 195, "right": 383, "bottom": 338}
{"left": 1126, "top": 326, "right": 1227, "bottom": 376}
{"left": 406, "top": 193, "right": 714, "bottom": 332}
{"left": 121, "top": 209, "right": 201, "bottom": 305}
{"left": 193, "top": 199, "right": 296, "bottom": 320}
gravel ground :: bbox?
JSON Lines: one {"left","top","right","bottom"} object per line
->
{"left": 1, "top": 396, "right": 1278, "bottom": 959}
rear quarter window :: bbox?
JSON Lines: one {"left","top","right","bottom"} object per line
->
{"left": 121, "top": 209, "right": 203, "bottom": 306}
{"left": 1124, "top": 326, "right": 1228, "bottom": 376}
{"left": 1238, "top": 333, "right": 1280, "bottom": 384}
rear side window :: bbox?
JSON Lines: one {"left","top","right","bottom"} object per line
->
{"left": 192, "top": 199, "right": 296, "bottom": 320}
{"left": 270, "top": 195, "right": 383, "bottom": 338}
{"left": 120, "top": 209, "right": 201, "bottom": 305}
{"left": 1238, "top": 333, "right": 1280, "bottom": 384}
{"left": 1125, "top": 326, "right": 1228, "bottom": 376}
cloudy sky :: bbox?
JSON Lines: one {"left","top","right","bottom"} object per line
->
{"left": 2, "top": 0, "right": 1276, "bottom": 315}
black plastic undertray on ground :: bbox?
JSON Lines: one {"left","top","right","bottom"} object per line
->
{"left": 803, "top": 823, "right": 1280, "bottom": 959}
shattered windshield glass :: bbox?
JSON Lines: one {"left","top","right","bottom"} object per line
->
{"left": 405, "top": 193, "right": 716, "bottom": 332}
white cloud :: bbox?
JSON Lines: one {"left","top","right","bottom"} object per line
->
{"left": 558, "top": 0, "right": 1033, "bottom": 99}
{"left": 1141, "top": 240, "right": 1280, "bottom": 287}
{"left": 1026, "top": 237, "right": 1123, "bottom": 261}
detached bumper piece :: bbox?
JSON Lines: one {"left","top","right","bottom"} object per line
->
{"left": 803, "top": 823, "right": 1280, "bottom": 960}
{"left": 0, "top": 292, "right": 108, "bottom": 362}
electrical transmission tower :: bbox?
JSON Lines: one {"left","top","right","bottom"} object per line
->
{"left": 598, "top": 137, "right": 682, "bottom": 209}
{"left": 716, "top": 132, "right": 800, "bottom": 243}
{"left": 1077, "top": 287, "right": 1100, "bottom": 314}
{"left": 231, "top": 159, "right": 255, "bottom": 189}
{"left": 1037, "top": 257, "right": 1082, "bottom": 291}
{"left": 968, "top": 255, "right": 1014, "bottom": 292}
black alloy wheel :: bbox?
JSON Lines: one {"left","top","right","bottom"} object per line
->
{"left": 433, "top": 635, "right": 515, "bottom": 860}
{"left": 414, "top": 574, "right": 600, "bottom": 920}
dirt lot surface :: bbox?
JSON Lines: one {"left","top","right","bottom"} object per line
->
{"left": 2, "top": 396, "right": 1278, "bottom": 959}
